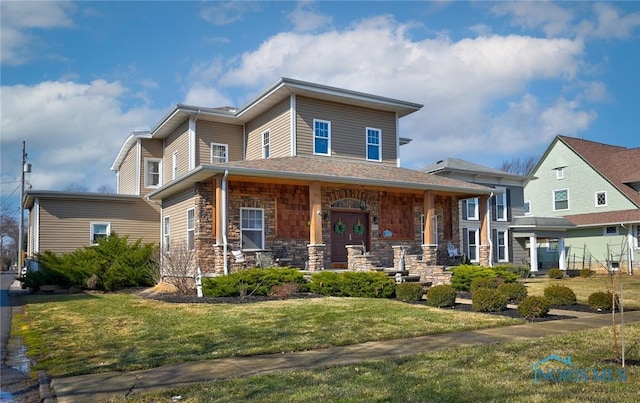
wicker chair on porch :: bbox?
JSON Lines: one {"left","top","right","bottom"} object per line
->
{"left": 446, "top": 242, "right": 464, "bottom": 266}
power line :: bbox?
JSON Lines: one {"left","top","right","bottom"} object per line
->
{"left": 0, "top": 184, "right": 21, "bottom": 208}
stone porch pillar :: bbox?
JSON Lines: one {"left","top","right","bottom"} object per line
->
{"left": 479, "top": 194, "right": 490, "bottom": 267}
{"left": 422, "top": 244, "right": 438, "bottom": 265}
{"left": 307, "top": 244, "right": 326, "bottom": 271}
{"left": 422, "top": 190, "right": 438, "bottom": 265}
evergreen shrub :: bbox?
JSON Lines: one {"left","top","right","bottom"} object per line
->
{"left": 518, "top": 296, "right": 550, "bottom": 319}
{"left": 395, "top": 283, "right": 424, "bottom": 302}
{"left": 497, "top": 282, "right": 528, "bottom": 303}
{"left": 543, "top": 284, "right": 577, "bottom": 305}
{"left": 472, "top": 288, "right": 508, "bottom": 312}
{"left": 426, "top": 284, "right": 457, "bottom": 307}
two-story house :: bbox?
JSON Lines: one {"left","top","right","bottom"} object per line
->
{"left": 523, "top": 135, "right": 640, "bottom": 274}
{"left": 26, "top": 78, "right": 495, "bottom": 276}
{"left": 422, "top": 158, "right": 532, "bottom": 267}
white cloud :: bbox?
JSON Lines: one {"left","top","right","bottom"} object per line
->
{"left": 183, "top": 85, "right": 233, "bottom": 107}
{"left": 576, "top": 3, "right": 640, "bottom": 39}
{"left": 199, "top": 1, "right": 261, "bottom": 26}
{"left": 287, "top": 1, "right": 333, "bottom": 32}
{"left": 490, "top": 1, "right": 574, "bottom": 37}
{"left": 0, "top": 0, "right": 75, "bottom": 65}
{"left": 0, "top": 80, "right": 159, "bottom": 191}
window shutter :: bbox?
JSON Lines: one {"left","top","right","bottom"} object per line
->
{"left": 508, "top": 229, "right": 513, "bottom": 263}
{"left": 462, "top": 228, "right": 469, "bottom": 257}
{"left": 506, "top": 189, "right": 512, "bottom": 221}
{"left": 491, "top": 195, "right": 497, "bottom": 222}
{"left": 492, "top": 229, "right": 498, "bottom": 261}
{"left": 462, "top": 200, "right": 468, "bottom": 220}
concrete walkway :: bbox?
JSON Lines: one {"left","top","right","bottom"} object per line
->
{"left": 50, "top": 309, "right": 640, "bottom": 402}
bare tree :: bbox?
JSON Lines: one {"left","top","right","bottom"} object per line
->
{"left": 161, "top": 241, "right": 196, "bottom": 294}
{"left": 0, "top": 207, "right": 19, "bottom": 269}
{"left": 497, "top": 156, "right": 538, "bottom": 176}
{"left": 96, "top": 184, "right": 116, "bottom": 194}
{"left": 63, "top": 183, "right": 90, "bottom": 192}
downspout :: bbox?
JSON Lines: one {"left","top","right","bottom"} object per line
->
{"left": 621, "top": 223, "right": 633, "bottom": 275}
{"left": 487, "top": 192, "right": 494, "bottom": 267}
{"left": 222, "top": 170, "right": 230, "bottom": 275}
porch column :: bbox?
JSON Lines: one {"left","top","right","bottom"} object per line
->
{"left": 309, "top": 181, "right": 322, "bottom": 245}
{"left": 478, "top": 195, "right": 490, "bottom": 266}
{"left": 558, "top": 236, "right": 567, "bottom": 271}
{"left": 214, "top": 175, "right": 222, "bottom": 245}
{"left": 422, "top": 190, "right": 437, "bottom": 264}
{"left": 529, "top": 236, "right": 538, "bottom": 272}
{"left": 627, "top": 229, "right": 634, "bottom": 275}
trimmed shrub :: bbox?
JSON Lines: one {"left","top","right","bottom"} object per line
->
{"left": 470, "top": 277, "right": 499, "bottom": 292}
{"left": 587, "top": 291, "right": 617, "bottom": 311}
{"left": 451, "top": 265, "right": 518, "bottom": 292}
{"left": 308, "top": 271, "right": 395, "bottom": 298}
{"left": 27, "top": 234, "right": 157, "bottom": 292}
{"left": 497, "top": 282, "right": 528, "bottom": 303}
{"left": 472, "top": 288, "right": 508, "bottom": 312}
{"left": 580, "top": 269, "right": 594, "bottom": 278}
{"left": 203, "top": 268, "right": 308, "bottom": 297}
{"left": 547, "top": 268, "right": 564, "bottom": 279}
{"left": 518, "top": 296, "right": 551, "bottom": 319}
{"left": 426, "top": 284, "right": 457, "bottom": 308}
{"left": 543, "top": 284, "right": 577, "bottom": 305}
{"left": 395, "top": 283, "right": 424, "bottom": 302}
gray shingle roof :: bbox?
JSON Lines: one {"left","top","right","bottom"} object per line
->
{"left": 421, "top": 158, "right": 529, "bottom": 179}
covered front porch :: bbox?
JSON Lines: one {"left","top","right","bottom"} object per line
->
{"left": 510, "top": 216, "right": 575, "bottom": 273}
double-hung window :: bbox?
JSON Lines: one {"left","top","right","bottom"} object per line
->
{"left": 553, "top": 189, "right": 569, "bottom": 211}
{"left": 313, "top": 119, "right": 330, "bottom": 155}
{"left": 366, "top": 128, "right": 381, "bottom": 161}
{"left": 240, "top": 208, "right": 264, "bottom": 250}
{"left": 90, "top": 222, "right": 110, "bottom": 245}
{"left": 495, "top": 190, "right": 507, "bottom": 221}
{"left": 466, "top": 228, "right": 479, "bottom": 262}
{"left": 187, "top": 209, "right": 195, "bottom": 251}
{"left": 262, "top": 131, "right": 270, "bottom": 159}
{"left": 464, "top": 197, "right": 479, "bottom": 220}
{"left": 163, "top": 216, "right": 170, "bottom": 253}
{"left": 496, "top": 230, "right": 508, "bottom": 262}
{"left": 145, "top": 158, "right": 162, "bottom": 188}
{"left": 211, "top": 143, "right": 228, "bottom": 164}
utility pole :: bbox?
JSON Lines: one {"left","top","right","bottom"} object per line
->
{"left": 17, "top": 141, "right": 28, "bottom": 273}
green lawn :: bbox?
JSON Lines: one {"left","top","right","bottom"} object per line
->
{"left": 122, "top": 323, "right": 640, "bottom": 403}
{"left": 14, "top": 293, "right": 521, "bottom": 377}
{"left": 523, "top": 274, "right": 640, "bottom": 309}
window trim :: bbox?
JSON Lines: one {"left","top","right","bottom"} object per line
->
{"left": 466, "top": 227, "right": 480, "bottom": 262}
{"left": 163, "top": 216, "right": 170, "bottom": 253}
{"left": 313, "top": 119, "right": 331, "bottom": 156}
{"left": 211, "top": 143, "right": 229, "bottom": 164}
{"left": 187, "top": 209, "right": 195, "bottom": 251}
{"left": 603, "top": 226, "right": 619, "bottom": 236}
{"left": 524, "top": 201, "right": 531, "bottom": 215}
{"left": 553, "top": 189, "right": 569, "bottom": 211}
{"left": 90, "top": 222, "right": 110, "bottom": 245}
{"left": 144, "top": 158, "right": 162, "bottom": 188}
{"left": 262, "top": 130, "right": 270, "bottom": 159}
{"left": 595, "top": 191, "right": 608, "bottom": 207}
{"left": 240, "top": 208, "right": 264, "bottom": 251}
{"left": 555, "top": 167, "right": 564, "bottom": 179}
{"left": 496, "top": 229, "right": 508, "bottom": 262}
{"left": 465, "top": 197, "right": 479, "bottom": 221}
{"left": 495, "top": 189, "right": 507, "bottom": 221}
{"left": 365, "top": 127, "right": 382, "bottom": 162}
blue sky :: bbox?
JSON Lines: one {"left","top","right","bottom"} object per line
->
{"left": 2, "top": 1, "right": 640, "bottom": 215}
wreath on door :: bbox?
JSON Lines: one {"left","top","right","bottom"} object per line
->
{"left": 353, "top": 219, "right": 365, "bottom": 236}
{"left": 334, "top": 219, "right": 346, "bottom": 234}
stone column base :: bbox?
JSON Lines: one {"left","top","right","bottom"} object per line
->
{"left": 421, "top": 244, "right": 438, "bottom": 265}
{"left": 479, "top": 245, "right": 490, "bottom": 267}
{"left": 307, "top": 244, "right": 326, "bottom": 271}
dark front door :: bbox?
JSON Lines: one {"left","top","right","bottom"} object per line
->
{"left": 331, "top": 211, "right": 368, "bottom": 267}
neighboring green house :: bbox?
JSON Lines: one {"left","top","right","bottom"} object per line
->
{"left": 523, "top": 135, "right": 640, "bottom": 274}
{"left": 422, "top": 158, "right": 532, "bottom": 267}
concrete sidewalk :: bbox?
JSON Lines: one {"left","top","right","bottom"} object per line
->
{"left": 51, "top": 310, "right": 640, "bottom": 402}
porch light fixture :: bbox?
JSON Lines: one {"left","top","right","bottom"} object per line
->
{"left": 372, "top": 216, "right": 378, "bottom": 224}
{"left": 322, "top": 212, "right": 329, "bottom": 221}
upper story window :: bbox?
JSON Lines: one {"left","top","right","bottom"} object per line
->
{"left": 555, "top": 167, "right": 564, "bottom": 179}
{"left": 211, "top": 143, "right": 228, "bottom": 164}
{"left": 463, "top": 197, "right": 479, "bottom": 221}
{"left": 187, "top": 209, "right": 195, "bottom": 251}
{"left": 313, "top": 119, "right": 331, "bottom": 155}
{"left": 595, "top": 191, "right": 607, "bottom": 207}
{"left": 90, "top": 222, "right": 110, "bottom": 245}
{"left": 603, "top": 226, "right": 618, "bottom": 236}
{"left": 262, "top": 131, "right": 270, "bottom": 159}
{"left": 366, "top": 128, "right": 381, "bottom": 161}
{"left": 172, "top": 152, "right": 178, "bottom": 180}
{"left": 553, "top": 189, "right": 569, "bottom": 211}
{"left": 145, "top": 158, "right": 162, "bottom": 188}
{"left": 524, "top": 201, "right": 531, "bottom": 215}
{"left": 495, "top": 190, "right": 507, "bottom": 221}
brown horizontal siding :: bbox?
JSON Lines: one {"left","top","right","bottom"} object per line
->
{"left": 36, "top": 198, "right": 160, "bottom": 254}
{"left": 196, "top": 121, "right": 244, "bottom": 164}
{"left": 140, "top": 139, "right": 163, "bottom": 196}
{"left": 296, "top": 96, "right": 397, "bottom": 164}
{"left": 162, "top": 190, "right": 196, "bottom": 248}
{"left": 245, "top": 97, "right": 291, "bottom": 160}
{"left": 118, "top": 144, "right": 139, "bottom": 195}
{"left": 163, "top": 120, "right": 189, "bottom": 183}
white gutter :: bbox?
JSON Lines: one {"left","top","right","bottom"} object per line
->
{"left": 487, "top": 192, "right": 494, "bottom": 267}
{"left": 621, "top": 223, "right": 634, "bottom": 275}
{"left": 290, "top": 94, "right": 296, "bottom": 156}
{"left": 222, "top": 170, "right": 229, "bottom": 275}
